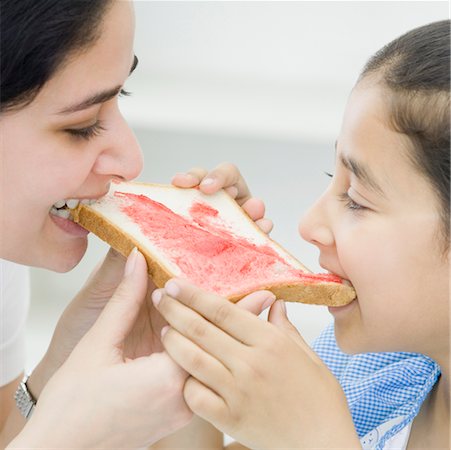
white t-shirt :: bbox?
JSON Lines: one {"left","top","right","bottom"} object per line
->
{"left": 0, "top": 259, "right": 30, "bottom": 386}
{"left": 361, "top": 417, "right": 412, "bottom": 450}
{"left": 383, "top": 423, "right": 411, "bottom": 449}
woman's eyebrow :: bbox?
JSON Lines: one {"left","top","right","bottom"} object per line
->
{"left": 340, "top": 154, "right": 386, "bottom": 197}
{"left": 130, "top": 54, "right": 138, "bottom": 74}
{"left": 57, "top": 86, "right": 122, "bottom": 114}
{"left": 56, "top": 54, "right": 139, "bottom": 115}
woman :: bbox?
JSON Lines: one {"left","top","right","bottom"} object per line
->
{"left": 1, "top": 1, "right": 271, "bottom": 446}
{"left": 0, "top": 0, "right": 196, "bottom": 447}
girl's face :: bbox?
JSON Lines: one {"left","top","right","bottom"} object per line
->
{"left": 0, "top": 0, "right": 142, "bottom": 272}
{"left": 299, "top": 79, "right": 449, "bottom": 364}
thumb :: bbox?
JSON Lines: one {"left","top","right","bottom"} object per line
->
{"left": 235, "top": 290, "right": 276, "bottom": 316}
{"left": 90, "top": 248, "right": 149, "bottom": 347}
{"left": 268, "top": 301, "right": 308, "bottom": 348}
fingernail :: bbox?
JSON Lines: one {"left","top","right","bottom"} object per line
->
{"left": 161, "top": 325, "right": 170, "bottom": 338}
{"left": 262, "top": 295, "right": 276, "bottom": 310}
{"left": 227, "top": 186, "right": 239, "bottom": 198}
{"left": 152, "top": 289, "right": 163, "bottom": 306}
{"left": 165, "top": 280, "right": 180, "bottom": 297}
{"left": 200, "top": 177, "right": 215, "bottom": 186}
{"left": 124, "top": 247, "right": 138, "bottom": 277}
{"left": 279, "top": 300, "right": 287, "bottom": 314}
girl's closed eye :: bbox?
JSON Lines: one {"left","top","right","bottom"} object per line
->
{"left": 324, "top": 172, "right": 370, "bottom": 213}
{"left": 338, "top": 191, "right": 368, "bottom": 212}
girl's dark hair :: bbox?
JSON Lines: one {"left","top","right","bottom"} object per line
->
{"left": 1, "top": 0, "right": 112, "bottom": 112}
{"left": 360, "top": 20, "right": 450, "bottom": 251}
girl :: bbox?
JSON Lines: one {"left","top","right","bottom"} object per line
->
{"left": 150, "top": 20, "right": 450, "bottom": 449}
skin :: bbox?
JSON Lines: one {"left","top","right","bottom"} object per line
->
{"left": 1, "top": 1, "right": 196, "bottom": 447}
{"left": 151, "top": 79, "right": 449, "bottom": 448}
{"left": 0, "top": 5, "right": 277, "bottom": 446}
{"left": 0, "top": 0, "right": 142, "bottom": 271}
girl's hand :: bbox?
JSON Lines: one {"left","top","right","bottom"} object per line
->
{"left": 172, "top": 162, "right": 273, "bottom": 234}
{"left": 11, "top": 251, "right": 191, "bottom": 449}
{"left": 152, "top": 279, "right": 361, "bottom": 450}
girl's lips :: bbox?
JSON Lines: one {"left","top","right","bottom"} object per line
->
{"left": 328, "top": 298, "right": 358, "bottom": 315}
{"left": 50, "top": 213, "right": 89, "bottom": 237}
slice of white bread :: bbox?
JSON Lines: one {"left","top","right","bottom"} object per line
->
{"left": 72, "top": 181, "right": 355, "bottom": 306}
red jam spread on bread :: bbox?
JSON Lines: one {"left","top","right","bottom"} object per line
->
{"left": 116, "top": 192, "right": 343, "bottom": 295}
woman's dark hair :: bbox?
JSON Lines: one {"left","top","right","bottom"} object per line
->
{"left": 360, "top": 20, "right": 450, "bottom": 251}
{"left": 1, "top": 0, "right": 112, "bottom": 112}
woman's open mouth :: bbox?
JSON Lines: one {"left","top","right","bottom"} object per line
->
{"left": 49, "top": 198, "right": 95, "bottom": 237}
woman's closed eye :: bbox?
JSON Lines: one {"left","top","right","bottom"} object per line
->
{"left": 119, "top": 88, "right": 132, "bottom": 97}
{"left": 64, "top": 88, "right": 131, "bottom": 141}
{"left": 65, "top": 120, "right": 106, "bottom": 141}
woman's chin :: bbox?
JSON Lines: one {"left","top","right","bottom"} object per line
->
{"left": 54, "top": 238, "right": 89, "bottom": 272}
{"left": 34, "top": 236, "right": 89, "bottom": 272}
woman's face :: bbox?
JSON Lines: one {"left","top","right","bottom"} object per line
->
{"left": 299, "top": 79, "right": 449, "bottom": 364}
{"left": 0, "top": 0, "right": 142, "bottom": 272}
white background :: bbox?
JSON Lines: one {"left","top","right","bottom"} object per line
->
{"left": 27, "top": 1, "right": 448, "bottom": 373}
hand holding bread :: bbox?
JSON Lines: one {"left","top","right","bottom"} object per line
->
{"left": 172, "top": 162, "right": 274, "bottom": 234}
{"left": 12, "top": 251, "right": 191, "bottom": 448}
{"left": 151, "top": 279, "right": 361, "bottom": 449}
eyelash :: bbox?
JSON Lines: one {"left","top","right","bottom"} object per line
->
{"left": 339, "top": 192, "right": 367, "bottom": 212}
{"left": 65, "top": 120, "right": 106, "bottom": 141}
{"left": 324, "top": 172, "right": 367, "bottom": 212}
{"left": 65, "top": 89, "right": 132, "bottom": 141}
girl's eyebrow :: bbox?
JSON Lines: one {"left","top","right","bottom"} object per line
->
{"left": 56, "top": 54, "right": 139, "bottom": 115}
{"left": 334, "top": 140, "right": 386, "bottom": 197}
{"left": 340, "top": 154, "right": 386, "bottom": 197}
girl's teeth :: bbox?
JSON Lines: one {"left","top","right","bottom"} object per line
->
{"left": 54, "top": 199, "right": 66, "bottom": 208}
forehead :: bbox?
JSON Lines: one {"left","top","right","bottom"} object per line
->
{"left": 30, "top": 0, "right": 135, "bottom": 115}
{"left": 337, "top": 80, "right": 437, "bottom": 205}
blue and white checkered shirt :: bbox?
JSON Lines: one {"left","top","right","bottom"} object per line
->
{"left": 313, "top": 324, "right": 441, "bottom": 450}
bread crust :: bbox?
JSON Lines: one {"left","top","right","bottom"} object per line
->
{"left": 72, "top": 183, "right": 356, "bottom": 307}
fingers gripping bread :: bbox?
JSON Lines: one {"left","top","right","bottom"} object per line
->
{"left": 72, "top": 181, "right": 356, "bottom": 306}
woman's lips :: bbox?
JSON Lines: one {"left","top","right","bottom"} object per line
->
{"left": 50, "top": 213, "right": 89, "bottom": 237}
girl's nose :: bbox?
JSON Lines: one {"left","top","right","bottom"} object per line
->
{"left": 298, "top": 193, "right": 335, "bottom": 248}
{"left": 93, "top": 113, "right": 143, "bottom": 181}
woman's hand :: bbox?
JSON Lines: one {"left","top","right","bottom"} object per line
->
{"left": 10, "top": 250, "right": 191, "bottom": 449}
{"left": 151, "top": 279, "right": 361, "bottom": 450}
{"left": 172, "top": 162, "right": 273, "bottom": 234}
{"left": 29, "top": 247, "right": 166, "bottom": 399}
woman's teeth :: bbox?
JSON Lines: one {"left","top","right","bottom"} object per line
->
{"left": 50, "top": 207, "right": 71, "bottom": 219}
{"left": 50, "top": 198, "right": 97, "bottom": 219}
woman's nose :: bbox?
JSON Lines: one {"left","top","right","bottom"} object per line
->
{"left": 93, "top": 114, "right": 143, "bottom": 181}
{"left": 298, "top": 194, "right": 335, "bottom": 248}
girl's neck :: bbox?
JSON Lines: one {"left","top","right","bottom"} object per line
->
{"left": 408, "top": 369, "right": 450, "bottom": 449}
